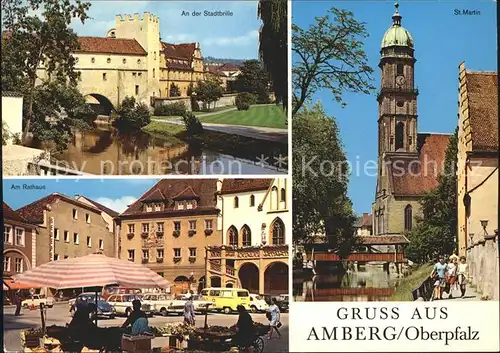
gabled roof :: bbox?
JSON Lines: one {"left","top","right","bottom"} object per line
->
{"left": 220, "top": 179, "right": 272, "bottom": 195}
{"left": 172, "top": 186, "right": 200, "bottom": 201}
{"left": 3, "top": 202, "right": 34, "bottom": 228}
{"left": 142, "top": 189, "right": 166, "bottom": 203}
{"left": 464, "top": 71, "right": 498, "bottom": 152}
{"left": 77, "top": 196, "right": 119, "bottom": 218}
{"left": 76, "top": 37, "right": 146, "bottom": 56}
{"left": 121, "top": 179, "right": 217, "bottom": 216}
{"left": 161, "top": 42, "right": 196, "bottom": 60}
{"left": 17, "top": 193, "right": 101, "bottom": 224}
{"left": 388, "top": 133, "right": 450, "bottom": 196}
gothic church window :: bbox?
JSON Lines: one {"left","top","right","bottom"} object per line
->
{"left": 271, "top": 218, "right": 285, "bottom": 245}
{"left": 228, "top": 226, "right": 238, "bottom": 246}
{"left": 404, "top": 205, "right": 413, "bottom": 231}
{"left": 395, "top": 122, "right": 404, "bottom": 150}
{"left": 241, "top": 225, "right": 251, "bottom": 246}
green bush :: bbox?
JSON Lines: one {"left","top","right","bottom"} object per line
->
{"left": 182, "top": 112, "right": 204, "bottom": 136}
{"left": 114, "top": 96, "right": 151, "bottom": 130}
{"left": 154, "top": 101, "right": 187, "bottom": 116}
{"left": 235, "top": 92, "right": 257, "bottom": 111}
{"left": 191, "top": 96, "right": 200, "bottom": 112}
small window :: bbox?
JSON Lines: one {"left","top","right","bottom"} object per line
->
{"left": 397, "top": 63, "right": 404, "bottom": 76}
{"left": 153, "top": 68, "right": 155, "bottom": 78}
{"left": 91, "top": 57, "right": 95, "bottom": 63}
{"left": 154, "top": 51, "right": 156, "bottom": 60}
{"left": 234, "top": 196, "right": 239, "bottom": 208}
{"left": 135, "top": 85, "right": 139, "bottom": 95}
{"left": 128, "top": 224, "right": 135, "bottom": 234}
{"left": 205, "top": 220, "right": 213, "bottom": 230}
{"left": 157, "top": 249, "right": 164, "bottom": 258}
{"left": 138, "top": 73, "right": 142, "bottom": 77}
{"left": 157, "top": 222, "right": 164, "bottom": 232}
{"left": 128, "top": 249, "right": 135, "bottom": 261}
{"left": 142, "top": 249, "right": 149, "bottom": 259}
{"left": 174, "top": 248, "right": 181, "bottom": 257}
{"left": 86, "top": 236, "right": 92, "bottom": 248}
{"left": 64, "top": 231, "right": 69, "bottom": 243}
{"left": 107, "top": 58, "right": 111, "bottom": 63}
{"left": 15, "top": 228, "right": 25, "bottom": 246}
{"left": 142, "top": 223, "right": 149, "bottom": 233}
{"left": 73, "top": 233, "right": 79, "bottom": 244}
{"left": 132, "top": 72, "right": 137, "bottom": 77}
{"left": 189, "top": 220, "right": 196, "bottom": 230}
{"left": 14, "top": 258, "right": 23, "bottom": 272}
{"left": 189, "top": 248, "right": 197, "bottom": 257}
{"left": 54, "top": 254, "right": 59, "bottom": 261}
{"left": 174, "top": 221, "right": 181, "bottom": 231}
{"left": 280, "top": 188, "right": 286, "bottom": 202}
{"left": 99, "top": 239, "right": 104, "bottom": 250}
{"left": 102, "top": 73, "right": 107, "bottom": 81}
{"left": 86, "top": 214, "right": 90, "bottom": 223}
{"left": 54, "top": 228, "right": 59, "bottom": 241}
{"left": 72, "top": 209, "right": 78, "bottom": 219}
{"left": 137, "top": 59, "right": 141, "bottom": 64}
{"left": 250, "top": 195, "right": 255, "bottom": 207}
{"left": 4, "top": 226, "right": 12, "bottom": 244}
{"left": 123, "top": 58, "right": 127, "bottom": 64}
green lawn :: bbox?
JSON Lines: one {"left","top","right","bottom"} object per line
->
{"left": 197, "top": 104, "right": 286, "bottom": 129}
{"left": 195, "top": 105, "right": 235, "bottom": 116}
{"left": 389, "top": 263, "right": 433, "bottom": 301}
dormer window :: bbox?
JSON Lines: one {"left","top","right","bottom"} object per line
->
{"left": 154, "top": 203, "right": 162, "bottom": 211}
{"left": 177, "top": 201, "right": 185, "bottom": 210}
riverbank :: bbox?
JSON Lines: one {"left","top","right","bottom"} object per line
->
{"left": 142, "top": 121, "right": 288, "bottom": 170}
{"left": 389, "top": 263, "right": 433, "bottom": 301}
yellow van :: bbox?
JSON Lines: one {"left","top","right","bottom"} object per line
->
{"left": 200, "top": 287, "right": 251, "bottom": 314}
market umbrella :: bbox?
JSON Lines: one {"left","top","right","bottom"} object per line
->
{"left": 3, "top": 282, "right": 8, "bottom": 291}
{"left": 13, "top": 253, "right": 170, "bottom": 327}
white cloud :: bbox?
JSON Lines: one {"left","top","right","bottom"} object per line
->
{"left": 163, "top": 33, "right": 196, "bottom": 43}
{"left": 203, "top": 30, "right": 259, "bottom": 46}
{"left": 95, "top": 196, "right": 137, "bottom": 213}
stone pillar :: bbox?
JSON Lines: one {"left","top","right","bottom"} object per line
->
{"left": 259, "top": 249, "right": 265, "bottom": 295}
{"left": 220, "top": 247, "right": 226, "bottom": 287}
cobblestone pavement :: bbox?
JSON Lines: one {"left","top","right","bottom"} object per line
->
{"left": 3, "top": 303, "right": 289, "bottom": 352}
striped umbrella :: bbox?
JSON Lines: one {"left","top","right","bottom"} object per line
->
{"left": 12, "top": 253, "right": 170, "bottom": 289}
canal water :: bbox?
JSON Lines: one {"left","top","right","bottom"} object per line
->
{"left": 293, "top": 264, "right": 402, "bottom": 302}
{"left": 28, "top": 126, "right": 285, "bottom": 175}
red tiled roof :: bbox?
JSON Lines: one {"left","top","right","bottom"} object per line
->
{"left": 121, "top": 179, "right": 218, "bottom": 216}
{"left": 142, "top": 189, "right": 166, "bottom": 203}
{"left": 465, "top": 71, "right": 498, "bottom": 152}
{"left": 162, "top": 42, "right": 196, "bottom": 60}
{"left": 76, "top": 37, "right": 146, "bottom": 56}
{"left": 359, "top": 235, "right": 409, "bottom": 245}
{"left": 78, "top": 196, "right": 119, "bottom": 218}
{"left": 3, "top": 202, "right": 33, "bottom": 227}
{"left": 17, "top": 193, "right": 101, "bottom": 224}
{"left": 220, "top": 179, "right": 272, "bottom": 194}
{"left": 218, "top": 63, "right": 240, "bottom": 71}
{"left": 172, "top": 186, "right": 200, "bottom": 201}
{"left": 389, "top": 133, "right": 450, "bottom": 196}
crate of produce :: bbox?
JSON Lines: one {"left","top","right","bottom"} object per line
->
{"left": 121, "top": 334, "right": 152, "bottom": 353}
{"left": 21, "top": 329, "right": 44, "bottom": 349}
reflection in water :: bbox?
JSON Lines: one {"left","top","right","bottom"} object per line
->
{"left": 294, "top": 264, "right": 401, "bottom": 302}
{"left": 28, "top": 126, "right": 282, "bottom": 175}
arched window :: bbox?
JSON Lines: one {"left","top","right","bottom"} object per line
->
{"left": 249, "top": 195, "right": 255, "bottom": 207}
{"left": 280, "top": 188, "right": 286, "bottom": 202}
{"left": 395, "top": 122, "right": 404, "bottom": 150}
{"left": 271, "top": 186, "right": 278, "bottom": 210}
{"left": 404, "top": 205, "right": 412, "bottom": 231}
{"left": 234, "top": 196, "right": 239, "bottom": 208}
{"left": 241, "top": 225, "right": 251, "bottom": 246}
{"left": 271, "top": 218, "right": 285, "bottom": 245}
{"left": 228, "top": 226, "right": 238, "bottom": 246}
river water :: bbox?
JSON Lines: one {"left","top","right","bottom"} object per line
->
{"left": 28, "top": 126, "right": 285, "bottom": 175}
{"left": 293, "top": 264, "right": 402, "bottom": 302}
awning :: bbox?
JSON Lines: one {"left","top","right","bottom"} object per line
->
{"left": 4, "top": 279, "right": 41, "bottom": 290}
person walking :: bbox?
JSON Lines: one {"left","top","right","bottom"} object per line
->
{"left": 430, "top": 256, "right": 447, "bottom": 300}
{"left": 457, "top": 256, "right": 469, "bottom": 298}
{"left": 14, "top": 290, "right": 22, "bottom": 316}
{"left": 267, "top": 298, "right": 281, "bottom": 339}
{"left": 183, "top": 293, "right": 195, "bottom": 326}
{"left": 446, "top": 257, "right": 458, "bottom": 298}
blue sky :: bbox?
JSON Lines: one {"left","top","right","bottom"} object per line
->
{"left": 3, "top": 179, "right": 160, "bottom": 213}
{"left": 70, "top": 0, "right": 261, "bottom": 59}
{"left": 292, "top": 0, "right": 497, "bottom": 214}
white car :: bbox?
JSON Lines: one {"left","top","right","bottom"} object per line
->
{"left": 141, "top": 293, "right": 184, "bottom": 316}
{"left": 249, "top": 294, "right": 269, "bottom": 313}
{"left": 176, "top": 294, "right": 212, "bottom": 313}
{"left": 106, "top": 294, "right": 152, "bottom": 316}
{"left": 22, "top": 294, "right": 54, "bottom": 308}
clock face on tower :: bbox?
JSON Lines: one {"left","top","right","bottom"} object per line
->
{"left": 396, "top": 75, "right": 405, "bottom": 86}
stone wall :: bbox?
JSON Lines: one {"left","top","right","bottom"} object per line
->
{"left": 2, "top": 145, "right": 50, "bottom": 176}
{"left": 467, "top": 234, "right": 499, "bottom": 300}
{"left": 153, "top": 93, "right": 237, "bottom": 112}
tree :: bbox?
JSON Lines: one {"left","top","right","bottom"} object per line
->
{"left": 1, "top": 0, "right": 91, "bottom": 142}
{"left": 114, "top": 96, "right": 151, "bottom": 130}
{"left": 293, "top": 102, "right": 358, "bottom": 256}
{"left": 194, "top": 75, "right": 223, "bottom": 110}
{"left": 404, "top": 130, "right": 458, "bottom": 263}
{"left": 169, "top": 83, "right": 181, "bottom": 97}
{"left": 235, "top": 59, "right": 270, "bottom": 104}
{"left": 258, "top": 0, "right": 287, "bottom": 110}
{"left": 292, "top": 7, "right": 375, "bottom": 115}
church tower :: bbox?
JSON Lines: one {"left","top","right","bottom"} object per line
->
{"left": 377, "top": 2, "right": 418, "bottom": 158}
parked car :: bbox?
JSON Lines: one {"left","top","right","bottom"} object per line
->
{"left": 200, "top": 287, "right": 251, "bottom": 314}
{"left": 69, "top": 292, "right": 115, "bottom": 319}
{"left": 22, "top": 294, "right": 54, "bottom": 308}
{"left": 275, "top": 294, "right": 289, "bottom": 313}
{"left": 141, "top": 293, "right": 183, "bottom": 316}
{"left": 176, "top": 294, "right": 212, "bottom": 313}
{"left": 249, "top": 294, "right": 269, "bottom": 313}
{"left": 106, "top": 294, "right": 152, "bottom": 317}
